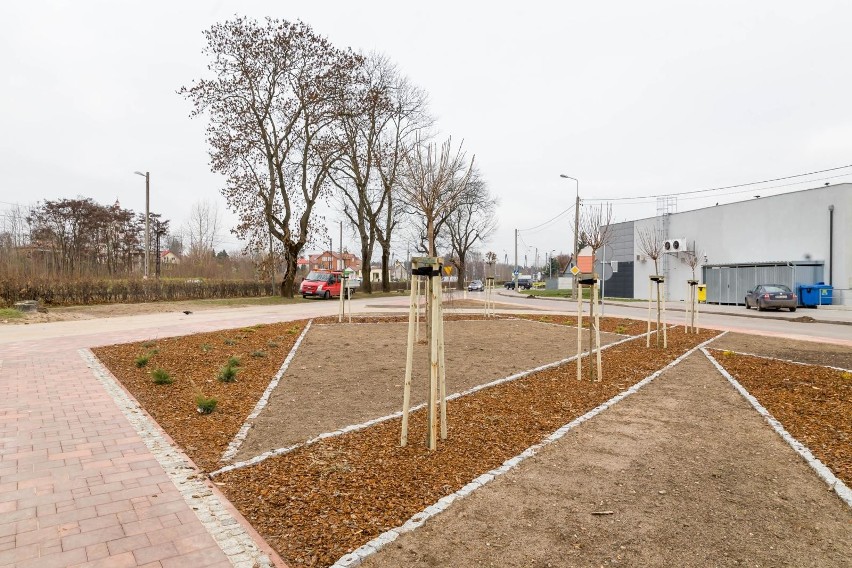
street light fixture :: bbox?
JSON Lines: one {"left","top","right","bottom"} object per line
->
{"left": 134, "top": 171, "right": 150, "bottom": 279}
{"left": 550, "top": 249, "right": 556, "bottom": 279}
{"left": 560, "top": 174, "right": 580, "bottom": 299}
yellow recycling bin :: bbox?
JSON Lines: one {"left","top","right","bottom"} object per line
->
{"left": 697, "top": 284, "right": 706, "bottom": 303}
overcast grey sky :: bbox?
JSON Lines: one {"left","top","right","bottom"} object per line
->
{"left": 3, "top": 1, "right": 851, "bottom": 266}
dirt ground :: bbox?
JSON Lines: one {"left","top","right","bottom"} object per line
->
{"left": 363, "top": 350, "right": 852, "bottom": 568}
{"left": 711, "top": 332, "right": 852, "bottom": 369}
{"left": 1, "top": 299, "right": 257, "bottom": 324}
{"left": 234, "top": 319, "right": 621, "bottom": 461}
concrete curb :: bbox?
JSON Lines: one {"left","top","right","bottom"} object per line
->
{"left": 328, "top": 333, "right": 726, "bottom": 567}
{"left": 701, "top": 347, "right": 852, "bottom": 508}
{"left": 80, "top": 349, "right": 277, "bottom": 568}
{"left": 220, "top": 319, "right": 314, "bottom": 463}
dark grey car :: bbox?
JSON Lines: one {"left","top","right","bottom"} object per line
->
{"left": 744, "top": 284, "right": 797, "bottom": 312}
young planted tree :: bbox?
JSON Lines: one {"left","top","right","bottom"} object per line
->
{"left": 637, "top": 226, "right": 666, "bottom": 346}
{"left": 579, "top": 204, "right": 613, "bottom": 380}
{"left": 180, "top": 17, "right": 360, "bottom": 297}
{"left": 684, "top": 240, "right": 703, "bottom": 332}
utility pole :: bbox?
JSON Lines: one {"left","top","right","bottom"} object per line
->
{"left": 339, "top": 220, "right": 343, "bottom": 271}
{"left": 573, "top": 192, "right": 580, "bottom": 300}
{"left": 514, "top": 229, "right": 518, "bottom": 291}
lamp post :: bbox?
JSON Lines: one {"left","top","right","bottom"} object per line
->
{"left": 134, "top": 171, "right": 150, "bottom": 279}
{"left": 550, "top": 249, "right": 556, "bottom": 279}
{"left": 560, "top": 174, "right": 580, "bottom": 300}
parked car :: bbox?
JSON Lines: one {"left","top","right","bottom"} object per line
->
{"left": 299, "top": 270, "right": 352, "bottom": 299}
{"left": 744, "top": 284, "right": 797, "bottom": 312}
{"left": 467, "top": 279, "right": 484, "bottom": 292}
{"left": 504, "top": 276, "right": 532, "bottom": 290}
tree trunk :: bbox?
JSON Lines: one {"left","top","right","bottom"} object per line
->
{"left": 360, "top": 254, "right": 373, "bottom": 293}
{"left": 280, "top": 250, "right": 298, "bottom": 298}
{"left": 381, "top": 248, "right": 391, "bottom": 292}
{"left": 456, "top": 252, "right": 466, "bottom": 290}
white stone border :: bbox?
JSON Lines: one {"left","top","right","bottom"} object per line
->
{"left": 220, "top": 320, "right": 314, "bottom": 462}
{"left": 701, "top": 347, "right": 852, "bottom": 508}
{"left": 329, "top": 332, "right": 726, "bottom": 567}
{"left": 707, "top": 348, "right": 852, "bottom": 374}
{"left": 208, "top": 330, "right": 646, "bottom": 478}
{"left": 79, "top": 349, "right": 274, "bottom": 568}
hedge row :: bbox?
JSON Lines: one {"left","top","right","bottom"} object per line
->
{"left": 0, "top": 278, "right": 277, "bottom": 308}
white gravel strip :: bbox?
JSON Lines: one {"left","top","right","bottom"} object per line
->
{"left": 329, "top": 332, "right": 726, "bottom": 567}
{"left": 208, "top": 330, "right": 645, "bottom": 479}
{"left": 707, "top": 348, "right": 852, "bottom": 374}
{"left": 701, "top": 347, "right": 852, "bottom": 508}
{"left": 80, "top": 349, "right": 274, "bottom": 568}
{"left": 220, "top": 320, "right": 314, "bottom": 463}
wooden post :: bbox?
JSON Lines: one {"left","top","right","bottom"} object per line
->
{"left": 576, "top": 282, "right": 583, "bottom": 381}
{"left": 662, "top": 282, "right": 668, "bottom": 348}
{"left": 428, "top": 271, "right": 440, "bottom": 450}
{"left": 338, "top": 275, "right": 345, "bottom": 323}
{"left": 647, "top": 279, "right": 652, "bottom": 348}
{"left": 587, "top": 281, "right": 594, "bottom": 381}
{"left": 695, "top": 285, "right": 700, "bottom": 333}
{"left": 438, "top": 285, "right": 447, "bottom": 440}
{"left": 594, "top": 280, "right": 602, "bottom": 381}
{"left": 415, "top": 276, "right": 421, "bottom": 343}
{"left": 400, "top": 274, "right": 418, "bottom": 446}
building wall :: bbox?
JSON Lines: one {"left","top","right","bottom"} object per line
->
{"left": 630, "top": 184, "right": 851, "bottom": 304}
{"left": 603, "top": 221, "right": 634, "bottom": 299}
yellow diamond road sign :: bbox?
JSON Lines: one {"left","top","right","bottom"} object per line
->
{"left": 443, "top": 266, "right": 452, "bottom": 275}
{"left": 570, "top": 266, "right": 580, "bottom": 276}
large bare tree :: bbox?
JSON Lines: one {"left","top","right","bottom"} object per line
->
{"left": 446, "top": 169, "right": 498, "bottom": 289}
{"left": 180, "top": 17, "right": 360, "bottom": 296}
{"left": 183, "top": 200, "right": 223, "bottom": 263}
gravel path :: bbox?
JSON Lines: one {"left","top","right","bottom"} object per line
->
{"left": 362, "top": 350, "right": 851, "bottom": 568}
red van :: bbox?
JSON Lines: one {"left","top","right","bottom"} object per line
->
{"left": 299, "top": 270, "right": 351, "bottom": 299}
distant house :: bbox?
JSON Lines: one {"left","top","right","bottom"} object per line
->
{"left": 307, "top": 250, "right": 361, "bottom": 275}
{"left": 160, "top": 250, "right": 180, "bottom": 265}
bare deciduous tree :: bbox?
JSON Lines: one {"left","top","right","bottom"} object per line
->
{"left": 184, "top": 200, "right": 223, "bottom": 263}
{"left": 180, "top": 17, "right": 360, "bottom": 297}
{"left": 578, "top": 204, "right": 614, "bottom": 380}
{"left": 446, "top": 169, "right": 498, "bottom": 289}
{"left": 637, "top": 226, "right": 666, "bottom": 346}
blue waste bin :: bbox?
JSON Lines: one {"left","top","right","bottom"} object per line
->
{"left": 812, "top": 282, "right": 833, "bottom": 306}
{"left": 799, "top": 283, "right": 833, "bottom": 307}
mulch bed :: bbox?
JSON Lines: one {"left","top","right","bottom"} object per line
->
{"left": 217, "top": 328, "right": 718, "bottom": 567}
{"left": 515, "top": 313, "right": 649, "bottom": 335}
{"left": 92, "top": 320, "right": 309, "bottom": 471}
{"left": 709, "top": 349, "right": 852, "bottom": 485}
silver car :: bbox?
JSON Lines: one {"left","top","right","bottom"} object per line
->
{"left": 744, "top": 284, "right": 797, "bottom": 312}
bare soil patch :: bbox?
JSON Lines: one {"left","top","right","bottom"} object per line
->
{"left": 711, "top": 332, "right": 852, "bottom": 369}
{"left": 235, "top": 318, "right": 623, "bottom": 461}
{"left": 709, "top": 349, "right": 852, "bottom": 485}
{"left": 217, "top": 328, "right": 718, "bottom": 567}
{"left": 362, "top": 351, "right": 852, "bottom": 568}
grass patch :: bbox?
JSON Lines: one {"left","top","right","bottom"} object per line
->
{"left": 224, "top": 338, "right": 236, "bottom": 346}
{"left": 0, "top": 308, "right": 23, "bottom": 320}
{"left": 151, "top": 368, "right": 173, "bottom": 385}
{"left": 201, "top": 343, "right": 212, "bottom": 353}
{"left": 267, "top": 340, "right": 280, "bottom": 348}
{"left": 251, "top": 350, "right": 267, "bottom": 358}
{"left": 135, "top": 354, "right": 151, "bottom": 368}
{"left": 218, "top": 364, "right": 238, "bottom": 383}
{"left": 286, "top": 325, "right": 302, "bottom": 335}
{"left": 195, "top": 395, "right": 217, "bottom": 414}
{"left": 227, "top": 356, "right": 241, "bottom": 367}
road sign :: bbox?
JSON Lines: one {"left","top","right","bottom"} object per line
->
{"left": 443, "top": 266, "right": 452, "bottom": 276}
{"left": 570, "top": 265, "right": 580, "bottom": 276}
{"left": 593, "top": 260, "right": 614, "bottom": 281}
{"left": 512, "top": 270, "right": 520, "bottom": 277}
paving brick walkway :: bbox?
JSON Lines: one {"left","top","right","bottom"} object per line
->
{"left": 0, "top": 307, "right": 326, "bottom": 568}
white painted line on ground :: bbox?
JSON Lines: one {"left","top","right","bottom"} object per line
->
{"left": 707, "top": 348, "right": 852, "bottom": 374}
{"left": 329, "top": 332, "right": 726, "bottom": 568}
{"left": 80, "top": 349, "right": 274, "bottom": 568}
{"left": 220, "top": 320, "right": 314, "bottom": 463}
{"left": 701, "top": 347, "right": 852, "bottom": 508}
{"left": 209, "top": 330, "right": 646, "bottom": 478}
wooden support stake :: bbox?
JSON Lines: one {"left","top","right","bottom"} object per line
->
{"left": 428, "top": 273, "right": 440, "bottom": 450}
{"left": 647, "top": 279, "right": 652, "bottom": 348}
{"left": 338, "top": 276, "right": 344, "bottom": 323}
{"left": 438, "top": 285, "right": 447, "bottom": 440}
{"left": 594, "top": 282, "right": 602, "bottom": 382}
{"left": 695, "top": 286, "right": 700, "bottom": 333}
{"left": 662, "top": 283, "right": 668, "bottom": 348}
{"left": 415, "top": 277, "right": 421, "bottom": 343}
{"left": 400, "top": 275, "right": 418, "bottom": 446}
{"left": 576, "top": 283, "right": 583, "bottom": 381}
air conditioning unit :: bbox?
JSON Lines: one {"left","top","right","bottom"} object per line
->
{"left": 664, "top": 238, "right": 686, "bottom": 252}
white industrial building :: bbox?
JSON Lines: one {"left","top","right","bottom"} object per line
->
{"left": 604, "top": 183, "right": 850, "bottom": 306}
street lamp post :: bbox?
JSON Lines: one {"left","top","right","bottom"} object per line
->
{"left": 550, "top": 249, "right": 556, "bottom": 279}
{"left": 560, "top": 174, "right": 580, "bottom": 300}
{"left": 134, "top": 171, "right": 150, "bottom": 279}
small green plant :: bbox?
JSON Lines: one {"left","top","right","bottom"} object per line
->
{"left": 286, "top": 325, "right": 301, "bottom": 335}
{"left": 224, "top": 338, "right": 236, "bottom": 346}
{"left": 135, "top": 354, "right": 150, "bottom": 368}
{"left": 218, "top": 364, "right": 238, "bottom": 383}
{"left": 251, "top": 350, "right": 267, "bottom": 358}
{"left": 201, "top": 343, "right": 212, "bottom": 353}
{"left": 195, "top": 394, "right": 217, "bottom": 414}
{"left": 142, "top": 341, "right": 157, "bottom": 349}
{"left": 0, "top": 308, "right": 24, "bottom": 320}
{"left": 227, "top": 356, "right": 241, "bottom": 367}
{"left": 842, "top": 371, "right": 852, "bottom": 380}
{"left": 266, "top": 340, "right": 280, "bottom": 348}
{"left": 148, "top": 348, "right": 159, "bottom": 355}
{"left": 151, "top": 368, "right": 173, "bottom": 385}
{"left": 722, "top": 350, "right": 735, "bottom": 357}
{"left": 614, "top": 324, "right": 627, "bottom": 334}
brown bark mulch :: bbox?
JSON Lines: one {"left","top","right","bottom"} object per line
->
{"left": 92, "top": 320, "right": 310, "bottom": 471}
{"left": 709, "top": 349, "right": 852, "bottom": 485}
{"left": 515, "top": 313, "right": 649, "bottom": 335}
{"left": 217, "top": 328, "right": 718, "bottom": 567}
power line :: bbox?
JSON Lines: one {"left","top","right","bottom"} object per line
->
{"left": 518, "top": 204, "right": 575, "bottom": 232}
{"left": 583, "top": 163, "right": 852, "bottom": 202}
